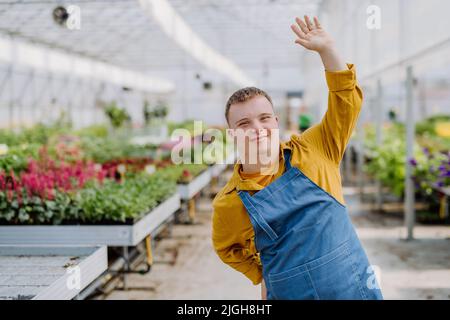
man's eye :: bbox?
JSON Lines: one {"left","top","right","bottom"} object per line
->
{"left": 261, "top": 116, "right": 271, "bottom": 121}
{"left": 238, "top": 122, "right": 249, "bottom": 127}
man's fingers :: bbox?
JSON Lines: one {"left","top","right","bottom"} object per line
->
{"left": 295, "top": 17, "right": 310, "bottom": 34}
{"left": 313, "top": 16, "right": 322, "bottom": 29}
{"left": 291, "top": 24, "right": 307, "bottom": 39}
{"left": 295, "top": 38, "right": 309, "bottom": 48}
{"left": 304, "top": 15, "right": 315, "bottom": 31}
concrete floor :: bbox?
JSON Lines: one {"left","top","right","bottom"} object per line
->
{"left": 99, "top": 171, "right": 450, "bottom": 300}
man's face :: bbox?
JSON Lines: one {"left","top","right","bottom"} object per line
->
{"left": 227, "top": 96, "right": 280, "bottom": 168}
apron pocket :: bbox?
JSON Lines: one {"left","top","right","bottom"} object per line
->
{"left": 306, "top": 240, "right": 368, "bottom": 300}
{"left": 267, "top": 269, "right": 318, "bottom": 300}
{"left": 268, "top": 240, "right": 366, "bottom": 300}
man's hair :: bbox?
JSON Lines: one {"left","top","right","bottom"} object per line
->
{"left": 225, "top": 87, "right": 273, "bottom": 123}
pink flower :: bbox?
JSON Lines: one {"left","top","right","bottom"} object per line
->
{"left": 46, "top": 188, "right": 54, "bottom": 201}
{"left": 0, "top": 173, "right": 5, "bottom": 190}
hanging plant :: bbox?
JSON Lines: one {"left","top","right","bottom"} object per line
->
{"left": 143, "top": 101, "right": 153, "bottom": 126}
{"left": 153, "top": 103, "right": 169, "bottom": 119}
{"left": 104, "top": 101, "right": 131, "bottom": 129}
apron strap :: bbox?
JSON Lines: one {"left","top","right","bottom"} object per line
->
{"left": 283, "top": 148, "right": 292, "bottom": 170}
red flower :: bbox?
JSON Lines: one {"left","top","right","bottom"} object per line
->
{"left": 7, "top": 189, "right": 13, "bottom": 202}
{"left": 0, "top": 173, "right": 5, "bottom": 190}
{"left": 182, "top": 169, "right": 191, "bottom": 177}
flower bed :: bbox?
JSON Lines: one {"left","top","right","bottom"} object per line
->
{"left": 0, "top": 151, "right": 178, "bottom": 225}
{"left": 363, "top": 116, "right": 450, "bottom": 223}
{"left": 0, "top": 122, "right": 212, "bottom": 227}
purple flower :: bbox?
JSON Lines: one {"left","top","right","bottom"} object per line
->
{"left": 435, "top": 181, "right": 445, "bottom": 188}
{"left": 439, "top": 171, "right": 449, "bottom": 178}
{"left": 409, "top": 158, "right": 418, "bottom": 167}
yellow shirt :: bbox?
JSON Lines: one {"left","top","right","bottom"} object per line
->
{"left": 212, "top": 64, "right": 363, "bottom": 285}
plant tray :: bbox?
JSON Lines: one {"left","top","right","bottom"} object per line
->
{"left": 0, "top": 193, "right": 180, "bottom": 246}
{"left": 0, "top": 245, "right": 107, "bottom": 300}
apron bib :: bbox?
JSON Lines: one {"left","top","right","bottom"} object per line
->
{"left": 238, "top": 149, "right": 383, "bottom": 300}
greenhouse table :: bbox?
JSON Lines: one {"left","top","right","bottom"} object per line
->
{"left": 177, "top": 170, "right": 212, "bottom": 223}
{"left": 434, "top": 186, "right": 450, "bottom": 219}
{"left": 0, "top": 245, "right": 107, "bottom": 300}
{"left": 0, "top": 193, "right": 180, "bottom": 246}
{"left": 177, "top": 169, "right": 212, "bottom": 200}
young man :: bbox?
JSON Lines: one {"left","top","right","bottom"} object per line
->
{"left": 212, "top": 16, "right": 383, "bottom": 300}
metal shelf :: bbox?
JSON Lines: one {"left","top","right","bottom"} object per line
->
{"left": 0, "top": 245, "right": 107, "bottom": 300}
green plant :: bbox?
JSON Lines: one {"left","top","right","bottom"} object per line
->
{"left": 364, "top": 136, "right": 407, "bottom": 197}
{"left": 364, "top": 120, "right": 450, "bottom": 198}
{"left": 143, "top": 101, "right": 169, "bottom": 126}
{"left": 161, "top": 163, "right": 208, "bottom": 184}
{"left": 153, "top": 102, "right": 169, "bottom": 118}
{"left": 0, "top": 189, "right": 78, "bottom": 225}
{"left": 0, "top": 144, "right": 41, "bottom": 173}
{"left": 80, "top": 136, "right": 151, "bottom": 164}
{"left": 0, "top": 123, "right": 70, "bottom": 147}
{"left": 104, "top": 102, "right": 131, "bottom": 129}
{"left": 73, "top": 124, "right": 109, "bottom": 138}
{"left": 143, "top": 101, "right": 152, "bottom": 125}
{"left": 416, "top": 114, "right": 450, "bottom": 136}
{"left": 75, "top": 169, "right": 176, "bottom": 223}
{"left": 0, "top": 167, "right": 178, "bottom": 225}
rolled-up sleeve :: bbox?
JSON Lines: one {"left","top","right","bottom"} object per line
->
{"left": 301, "top": 63, "right": 363, "bottom": 164}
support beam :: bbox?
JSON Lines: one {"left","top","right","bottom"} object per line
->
{"left": 139, "top": 0, "right": 255, "bottom": 87}
{"left": 375, "top": 79, "right": 383, "bottom": 211}
{"left": 0, "top": 35, "right": 174, "bottom": 94}
{"left": 404, "top": 66, "right": 416, "bottom": 240}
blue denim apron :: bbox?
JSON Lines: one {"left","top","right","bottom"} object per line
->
{"left": 238, "top": 149, "right": 383, "bottom": 300}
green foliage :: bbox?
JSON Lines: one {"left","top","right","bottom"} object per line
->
{"left": 143, "top": 101, "right": 169, "bottom": 126}
{"left": 363, "top": 117, "right": 450, "bottom": 198}
{"left": 0, "top": 169, "right": 178, "bottom": 225}
{"left": 104, "top": 102, "right": 131, "bottom": 129}
{"left": 75, "top": 170, "right": 176, "bottom": 224}
{"left": 73, "top": 124, "right": 109, "bottom": 138}
{"left": 0, "top": 123, "right": 70, "bottom": 147}
{"left": 0, "top": 144, "right": 41, "bottom": 173}
{"left": 162, "top": 163, "right": 208, "bottom": 184}
{"left": 416, "top": 114, "right": 450, "bottom": 136}
{"left": 0, "top": 120, "right": 212, "bottom": 226}
{"left": 364, "top": 124, "right": 408, "bottom": 197}
{"left": 80, "top": 136, "right": 150, "bottom": 164}
{"left": 153, "top": 103, "right": 169, "bottom": 118}
{"left": 0, "top": 189, "right": 76, "bottom": 225}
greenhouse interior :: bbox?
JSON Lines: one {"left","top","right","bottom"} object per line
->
{"left": 0, "top": 0, "right": 449, "bottom": 302}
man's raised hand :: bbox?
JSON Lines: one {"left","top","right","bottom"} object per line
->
{"left": 290, "top": 15, "right": 335, "bottom": 54}
{"left": 291, "top": 15, "right": 346, "bottom": 71}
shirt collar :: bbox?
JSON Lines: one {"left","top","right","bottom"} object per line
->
{"left": 222, "top": 141, "right": 292, "bottom": 194}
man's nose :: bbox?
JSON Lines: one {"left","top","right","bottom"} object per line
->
{"left": 250, "top": 120, "right": 265, "bottom": 132}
